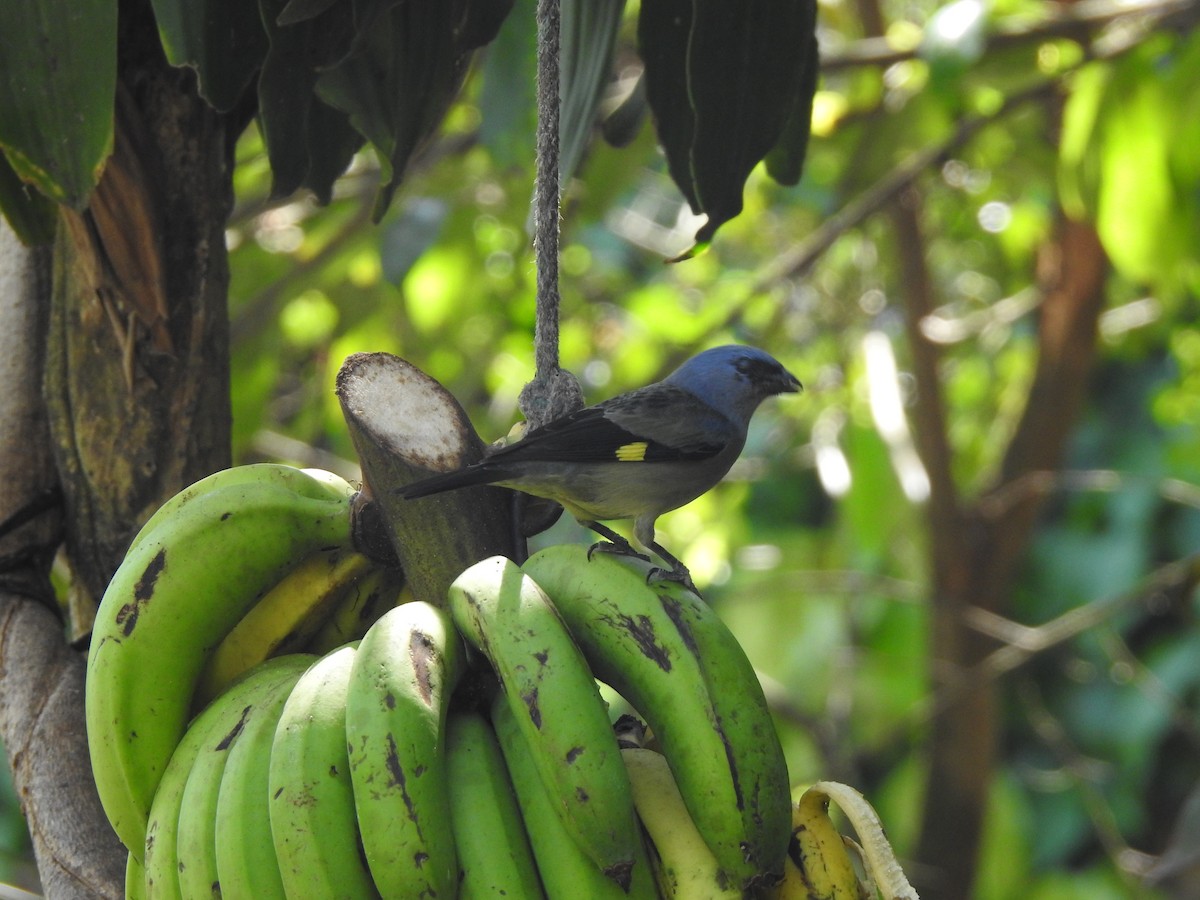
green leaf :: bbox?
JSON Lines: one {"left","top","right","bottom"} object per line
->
{"left": 637, "top": 0, "right": 699, "bottom": 212}
{"left": 151, "top": 0, "right": 268, "bottom": 112}
{"left": 479, "top": 0, "right": 538, "bottom": 169}
{"left": 1094, "top": 49, "right": 1193, "bottom": 287}
{"left": 764, "top": 31, "right": 819, "bottom": 186}
{"left": 560, "top": 0, "right": 626, "bottom": 184}
{"left": 316, "top": 2, "right": 468, "bottom": 219}
{"left": 920, "top": 0, "right": 990, "bottom": 87}
{"left": 639, "top": 0, "right": 818, "bottom": 250}
{"left": 0, "top": 150, "right": 57, "bottom": 245}
{"left": 1057, "top": 62, "right": 1108, "bottom": 221}
{"left": 0, "top": 0, "right": 116, "bottom": 208}
{"left": 256, "top": 0, "right": 359, "bottom": 200}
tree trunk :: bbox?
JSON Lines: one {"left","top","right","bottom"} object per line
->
{"left": 0, "top": 1, "right": 241, "bottom": 893}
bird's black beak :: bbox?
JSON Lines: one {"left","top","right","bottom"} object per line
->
{"left": 777, "top": 368, "right": 803, "bottom": 395}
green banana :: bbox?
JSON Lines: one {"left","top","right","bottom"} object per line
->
{"left": 345, "top": 601, "right": 464, "bottom": 897}
{"left": 143, "top": 655, "right": 314, "bottom": 899}
{"left": 445, "top": 710, "right": 546, "bottom": 899}
{"left": 195, "top": 547, "right": 375, "bottom": 705}
{"left": 125, "top": 463, "right": 353, "bottom": 556}
{"left": 175, "top": 656, "right": 315, "bottom": 900}
{"left": 126, "top": 850, "right": 146, "bottom": 900}
{"left": 448, "top": 556, "right": 642, "bottom": 889}
{"left": 491, "top": 696, "right": 657, "bottom": 900}
{"left": 87, "top": 470, "right": 354, "bottom": 858}
{"left": 522, "top": 545, "right": 792, "bottom": 891}
{"left": 268, "top": 644, "right": 380, "bottom": 900}
{"left": 622, "top": 747, "right": 741, "bottom": 900}
{"left": 213, "top": 660, "right": 311, "bottom": 900}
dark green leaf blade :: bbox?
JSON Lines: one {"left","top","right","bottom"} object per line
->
{"left": 637, "top": 0, "right": 699, "bottom": 212}
{"left": 765, "top": 29, "right": 819, "bottom": 187}
{"left": 560, "top": 0, "right": 626, "bottom": 185}
{"left": 0, "top": 150, "right": 58, "bottom": 245}
{"left": 687, "top": 0, "right": 814, "bottom": 244}
{"left": 0, "top": 0, "right": 116, "bottom": 208}
{"left": 150, "top": 0, "right": 268, "bottom": 112}
{"left": 257, "top": 0, "right": 357, "bottom": 199}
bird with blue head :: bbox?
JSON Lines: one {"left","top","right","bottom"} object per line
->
{"left": 400, "top": 345, "right": 801, "bottom": 591}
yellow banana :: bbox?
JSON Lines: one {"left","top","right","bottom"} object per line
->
{"left": 804, "top": 782, "right": 919, "bottom": 900}
{"left": 304, "top": 567, "right": 403, "bottom": 656}
{"left": 195, "top": 547, "right": 375, "bottom": 705}
{"left": 622, "top": 747, "right": 741, "bottom": 900}
{"left": 777, "top": 787, "right": 866, "bottom": 900}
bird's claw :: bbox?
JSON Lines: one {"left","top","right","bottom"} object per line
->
{"left": 587, "top": 540, "right": 651, "bottom": 564}
{"left": 646, "top": 565, "right": 701, "bottom": 597}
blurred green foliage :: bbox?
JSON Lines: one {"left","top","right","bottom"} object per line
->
{"left": 212, "top": 3, "right": 1200, "bottom": 896}
{"left": 1, "top": 0, "right": 1193, "bottom": 894}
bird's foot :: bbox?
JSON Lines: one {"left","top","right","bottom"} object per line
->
{"left": 646, "top": 563, "right": 701, "bottom": 597}
{"left": 587, "top": 540, "right": 651, "bottom": 564}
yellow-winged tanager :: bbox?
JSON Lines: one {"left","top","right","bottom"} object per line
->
{"left": 399, "top": 345, "right": 801, "bottom": 588}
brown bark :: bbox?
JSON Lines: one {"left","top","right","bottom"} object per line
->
{"left": 0, "top": 2, "right": 241, "bottom": 895}
{"left": 0, "top": 222, "right": 125, "bottom": 899}
{"left": 44, "top": 6, "right": 235, "bottom": 622}
{"left": 911, "top": 218, "right": 1107, "bottom": 898}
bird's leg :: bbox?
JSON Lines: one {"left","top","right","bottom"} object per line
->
{"left": 585, "top": 522, "right": 651, "bottom": 563}
{"left": 644, "top": 541, "right": 700, "bottom": 596}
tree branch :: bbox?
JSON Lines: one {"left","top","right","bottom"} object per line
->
{"left": 819, "top": 0, "right": 1200, "bottom": 73}
{"left": 0, "top": 220, "right": 124, "bottom": 899}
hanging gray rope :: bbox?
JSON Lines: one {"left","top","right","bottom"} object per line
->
{"left": 519, "top": 0, "right": 583, "bottom": 430}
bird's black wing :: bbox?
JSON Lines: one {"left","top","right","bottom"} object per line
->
{"left": 487, "top": 384, "right": 734, "bottom": 465}
{"left": 398, "top": 384, "right": 736, "bottom": 499}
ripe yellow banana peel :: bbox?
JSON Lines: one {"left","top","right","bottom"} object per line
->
{"left": 776, "top": 781, "right": 919, "bottom": 900}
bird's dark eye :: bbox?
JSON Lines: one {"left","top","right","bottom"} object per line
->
{"left": 735, "top": 356, "right": 767, "bottom": 380}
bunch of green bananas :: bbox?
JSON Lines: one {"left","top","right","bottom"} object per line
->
{"left": 88, "top": 463, "right": 915, "bottom": 899}
{"left": 85, "top": 464, "right": 398, "bottom": 865}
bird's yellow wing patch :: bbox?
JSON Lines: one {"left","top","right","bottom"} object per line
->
{"left": 615, "top": 441, "right": 649, "bottom": 462}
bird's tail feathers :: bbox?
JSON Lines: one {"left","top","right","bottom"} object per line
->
{"left": 398, "top": 464, "right": 505, "bottom": 500}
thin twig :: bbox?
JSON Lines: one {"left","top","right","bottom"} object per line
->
{"left": 819, "top": 0, "right": 1200, "bottom": 72}
{"left": 940, "top": 553, "right": 1200, "bottom": 713}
